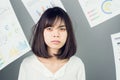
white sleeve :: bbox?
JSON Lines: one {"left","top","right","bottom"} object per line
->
{"left": 18, "top": 61, "right": 26, "bottom": 80}
{"left": 77, "top": 63, "right": 86, "bottom": 80}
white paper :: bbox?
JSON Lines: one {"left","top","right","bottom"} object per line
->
{"left": 0, "top": 0, "right": 31, "bottom": 70}
{"left": 78, "top": 0, "right": 120, "bottom": 28}
{"left": 111, "top": 32, "right": 120, "bottom": 80}
{"left": 112, "top": 0, "right": 120, "bottom": 14}
{"left": 21, "top": 0, "right": 65, "bottom": 23}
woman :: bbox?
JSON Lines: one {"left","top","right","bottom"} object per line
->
{"left": 18, "top": 7, "right": 85, "bottom": 80}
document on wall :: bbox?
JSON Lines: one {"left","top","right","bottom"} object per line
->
{"left": 0, "top": 0, "right": 31, "bottom": 70}
{"left": 112, "top": 0, "right": 120, "bottom": 14}
{"left": 21, "top": 0, "right": 65, "bottom": 23}
{"left": 78, "top": 0, "right": 120, "bottom": 28}
{"left": 111, "top": 32, "right": 120, "bottom": 80}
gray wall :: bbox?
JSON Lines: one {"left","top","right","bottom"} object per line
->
{"left": 0, "top": 0, "right": 119, "bottom": 80}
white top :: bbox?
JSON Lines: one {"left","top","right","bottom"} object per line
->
{"left": 18, "top": 54, "right": 86, "bottom": 80}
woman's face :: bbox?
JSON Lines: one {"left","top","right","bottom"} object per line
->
{"left": 43, "top": 19, "right": 67, "bottom": 52}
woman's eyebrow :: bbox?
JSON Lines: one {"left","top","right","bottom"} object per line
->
{"left": 59, "top": 25, "right": 66, "bottom": 27}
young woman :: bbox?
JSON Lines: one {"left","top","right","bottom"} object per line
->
{"left": 18, "top": 7, "right": 85, "bottom": 80}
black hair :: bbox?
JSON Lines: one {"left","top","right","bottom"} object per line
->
{"left": 31, "top": 7, "right": 76, "bottom": 59}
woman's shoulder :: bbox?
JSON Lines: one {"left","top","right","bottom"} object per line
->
{"left": 69, "top": 56, "right": 84, "bottom": 66}
{"left": 21, "top": 54, "right": 37, "bottom": 66}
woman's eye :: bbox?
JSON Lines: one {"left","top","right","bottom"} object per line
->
{"left": 46, "top": 27, "right": 52, "bottom": 31}
{"left": 60, "top": 28, "right": 66, "bottom": 31}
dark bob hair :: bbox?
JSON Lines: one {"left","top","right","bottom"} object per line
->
{"left": 31, "top": 7, "right": 76, "bottom": 59}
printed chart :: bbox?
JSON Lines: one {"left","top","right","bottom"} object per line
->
{"left": 22, "top": 0, "right": 65, "bottom": 23}
{"left": 78, "top": 0, "right": 120, "bottom": 27}
{"left": 0, "top": 0, "right": 31, "bottom": 70}
{"left": 111, "top": 32, "right": 120, "bottom": 80}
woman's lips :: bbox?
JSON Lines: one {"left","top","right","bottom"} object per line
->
{"left": 51, "top": 40, "right": 61, "bottom": 44}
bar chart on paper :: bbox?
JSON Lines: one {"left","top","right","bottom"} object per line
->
{"left": 0, "top": 0, "right": 31, "bottom": 70}
{"left": 21, "top": 0, "right": 65, "bottom": 23}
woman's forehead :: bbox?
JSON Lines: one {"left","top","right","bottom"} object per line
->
{"left": 53, "top": 18, "right": 65, "bottom": 25}
{"left": 45, "top": 17, "right": 65, "bottom": 27}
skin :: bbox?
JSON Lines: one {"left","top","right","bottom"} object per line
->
{"left": 38, "top": 19, "right": 68, "bottom": 74}
{"left": 44, "top": 19, "right": 67, "bottom": 56}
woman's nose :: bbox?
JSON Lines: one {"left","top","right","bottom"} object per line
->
{"left": 53, "top": 30, "right": 60, "bottom": 37}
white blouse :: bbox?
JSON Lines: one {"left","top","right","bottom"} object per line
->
{"left": 18, "top": 54, "right": 86, "bottom": 80}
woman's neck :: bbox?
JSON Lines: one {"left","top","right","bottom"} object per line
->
{"left": 38, "top": 56, "right": 68, "bottom": 65}
{"left": 37, "top": 56, "right": 68, "bottom": 74}
{"left": 47, "top": 48, "right": 59, "bottom": 56}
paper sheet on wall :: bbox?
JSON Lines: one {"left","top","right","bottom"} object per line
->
{"left": 78, "top": 0, "right": 120, "bottom": 28}
{"left": 111, "top": 32, "right": 120, "bottom": 80}
{"left": 0, "top": 0, "right": 31, "bottom": 70}
{"left": 21, "top": 0, "right": 65, "bottom": 23}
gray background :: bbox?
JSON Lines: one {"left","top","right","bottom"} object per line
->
{"left": 0, "top": 0, "right": 119, "bottom": 80}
